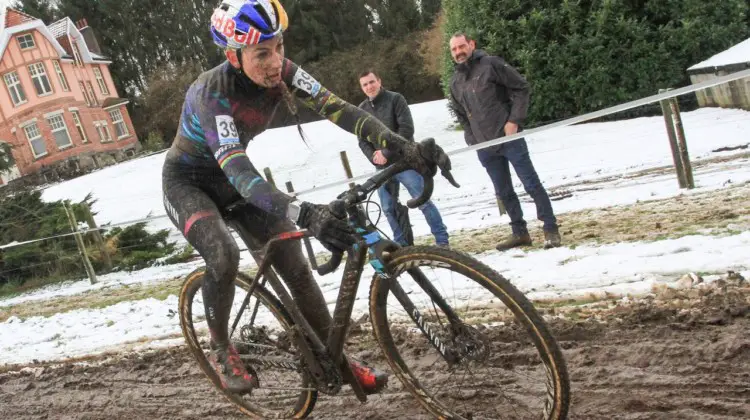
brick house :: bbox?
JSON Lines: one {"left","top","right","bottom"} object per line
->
{"left": 0, "top": 8, "right": 140, "bottom": 186}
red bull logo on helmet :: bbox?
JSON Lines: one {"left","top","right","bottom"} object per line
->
{"left": 211, "top": 9, "right": 262, "bottom": 47}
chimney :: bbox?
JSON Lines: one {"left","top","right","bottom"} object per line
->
{"left": 76, "top": 18, "right": 103, "bottom": 56}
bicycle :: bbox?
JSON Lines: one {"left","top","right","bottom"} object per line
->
{"left": 178, "top": 140, "right": 570, "bottom": 419}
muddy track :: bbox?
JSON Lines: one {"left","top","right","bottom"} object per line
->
{"left": 2, "top": 281, "right": 749, "bottom": 420}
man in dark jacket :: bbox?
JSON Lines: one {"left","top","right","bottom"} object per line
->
{"left": 448, "top": 33, "right": 561, "bottom": 250}
{"left": 357, "top": 70, "right": 449, "bottom": 247}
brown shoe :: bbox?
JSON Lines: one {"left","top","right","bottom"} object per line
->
{"left": 495, "top": 232, "right": 532, "bottom": 251}
{"left": 544, "top": 230, "right": 562, "bottom": 249}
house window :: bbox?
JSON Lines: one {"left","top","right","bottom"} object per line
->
{"left": 23, "top": 122, "right": 47, "bottom": 158}
{"left": 71, "top": 111, "right": 88, "bottom": 143}
{"left": 79, "top": 82, "right": 91, "bottom": 106}
{"left": 93, "top": 67, "right": 109, "bottom": 95}
{"left": 72, "top": 42, "right": 83, "bottom": 67}
{"left": 86, "top": 81, "right": 98, "bottom": 106}
{"left": 52, "top": 61, "right": 70, "bottom": 92}
{"left": 96, "top": 121, "right": 112, "bottom": 143}
{"left": 28, "top": 62, "right": 53, "bottom": 96}
{"left": 3, "top": 71, "right": 27, "bottom": 106}
{"left": 108, "top": 109, "right": 129, "bottom": 138}
{"left": 46, "top": 114, "right": 73, "bottom": 149}
{"left": 17, "top": 33, "right": 35, "bottom": 50}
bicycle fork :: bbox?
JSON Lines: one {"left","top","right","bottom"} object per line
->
{"left": 380, "top": 265, "right": 484, "bottom": 366}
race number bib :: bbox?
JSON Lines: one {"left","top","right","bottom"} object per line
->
{"left": 292, "top": 68, "right": 322, "bottom": 98}
{"left": 215, "top": 115, "right": 240, "bottom": 145}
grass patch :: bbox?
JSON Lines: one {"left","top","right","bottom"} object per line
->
{"left": 418, "top": 181, "right": 750, "bottom": 255}
{"left": 0, "top": 277, "right": 185, "bottom": 322}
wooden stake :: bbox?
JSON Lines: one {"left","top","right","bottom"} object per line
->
{"left": 81, "top": 202, "right": 112, "bottom": 272}
{"left": 495, "top": 196, "right": 507, "bottom": 216}
{"left": 658, "top": 89, "right": 687, "bottom": 188}
{"left": 669, "top": 97, "right": 695, "bottom": 189}
{"left": 63, "top": 202, "right": 97, "bottom": 284}
{"left": 339, "top": 151, "right": 356, "bottom": 189}
{"left": 263, "top": 167, "right": 276, "bottom": 188}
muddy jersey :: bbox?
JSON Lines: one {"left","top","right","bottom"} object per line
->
{"left": 165, "top": 58, "right": 402, "bottom": 219}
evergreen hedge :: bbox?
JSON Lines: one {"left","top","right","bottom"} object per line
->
{"left": 442, "top": 0, "right": 750, "bottom": 126}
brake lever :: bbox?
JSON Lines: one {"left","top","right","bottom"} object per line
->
{"left": 441, "top": 168, "right": 461, "bottom": 188}
{"left": 316, "top": 250, "right": 343, "bottom": 276}
{"left": 303, "top": 237, "right": 344, "bottom": 276}
{"left": 406, "top": 176, "right": 433, "bottom": 208}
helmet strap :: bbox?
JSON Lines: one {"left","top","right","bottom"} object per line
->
{"left": 235, "top": 48, "right": 244, "bottom": 72}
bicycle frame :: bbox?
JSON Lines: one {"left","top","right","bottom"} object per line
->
{"left": 223, "top": 164, "right": 465, "bottom": 401}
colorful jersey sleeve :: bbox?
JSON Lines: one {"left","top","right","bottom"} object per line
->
{"left": 281, "top": 59, "right": 406, "bottom": 155}
{"left": 192, "top": 84, "right": 292, "bottom": 218}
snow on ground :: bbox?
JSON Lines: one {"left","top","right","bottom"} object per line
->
{"left": 35, "top": 100, "right": 750, "bottom": 246}
{"left": 6, "top": 153, "right": 748, "bottom": 309}
{"left": 2, "top": 100, "right": 750, "bottom": 366}
{"left": 2, "top": 231, "right": 749, "bottom": 366}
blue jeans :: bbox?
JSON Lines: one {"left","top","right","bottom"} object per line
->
{"left": 377, "top": 169, "right": 449, "bottom": 246}
{"left": 477, "top": 138, "right": 557, "bottom": 234}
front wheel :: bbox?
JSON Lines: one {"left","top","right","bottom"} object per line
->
{"left": 369, "top": 246, "right": 570, "bottom": 419}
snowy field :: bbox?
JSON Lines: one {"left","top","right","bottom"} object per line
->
{"left": 1, "top": 99, "right": 749, "bottom": 366}
{"left": 38, "top": 99, "right": 750, "bottom": 243}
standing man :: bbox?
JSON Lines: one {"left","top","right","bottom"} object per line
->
{"left": 357, "top": 70, "right": 450, "bottom": 247}
{"left": 448, "top": 33, "right": 561, "bottom": 250}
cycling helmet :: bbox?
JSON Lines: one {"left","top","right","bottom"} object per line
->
{"left": 210, "top": 0, "right": 288, "bottom": 49}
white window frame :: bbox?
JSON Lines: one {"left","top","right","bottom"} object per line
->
{"left": 3, "top": 71, "right": 27, "bottom": 106}
{"left": 86, "top": 81, "right": 98, "bottom": 106}
{"left": 95, "top": 121, "right": 112, "bottom": 143}
{"left": 27, "top": 62, "right": 53, "bottom": 96}
{"left": 46, "top": 112, "right": 73, "bottom": 150}
{"left": 71, "top": 110, "right": 88, "bottom": 143}
{"left": 22, "top": 121, "right": 47, "bottom": 158}
{"left": 52, "top": 60, "right": 70, "bottom": 92}
{"left": 72, "top": 42, "right": 83, "bottom": 67}
{"left": 79, "top": 81, "right": 91, "bottom": 106}
{"left": 17, "top": 33, "right": 35, "bottom": 50}
{"left": 93, "top": 67, "right": 109, "bottom": 95}
{"left": 108, "top": 109, "right": 129, "bottom": 139}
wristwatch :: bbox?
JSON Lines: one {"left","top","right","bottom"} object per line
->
{"left": 287, "top": 201, "right": 302, "bottom": 224}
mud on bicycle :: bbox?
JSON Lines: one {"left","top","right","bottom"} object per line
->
{"left": 178, "top": 140, "right": 571, "bottom": 419}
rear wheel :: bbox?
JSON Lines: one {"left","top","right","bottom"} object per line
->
{"left": 370, "top": 246, "right": 570, "bottom": 419}
{"left": 179, "top": 268, "right": 317, "bottom": 419}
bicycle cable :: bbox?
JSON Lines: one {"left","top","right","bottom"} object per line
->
{"left": 363, "top": 189, "right": 393, "bottom": 241}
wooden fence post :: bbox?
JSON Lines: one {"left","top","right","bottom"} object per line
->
{"left": 658, "top": 89, "right": 687, "bottom": 188}
{"left": 339, "top": 151, "right": 356, "bottom": 189}
{"left": 263, "top": 167, "right": 276, "bottom": 188}
{"left": 668, "top": 97, "right": 695, "bottom": 189}
{"left": 81, "top": 202, "right": 112, "bottom": 272}
{"left": 496, "top": 196, "right": 507, "bottom": 216}
{"left": 63, "top": 202, "right": 97, "bottom": 284}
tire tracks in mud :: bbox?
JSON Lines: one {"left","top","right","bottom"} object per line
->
{"left": 1, "top": 282, "right": 749, "bottom": 419}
